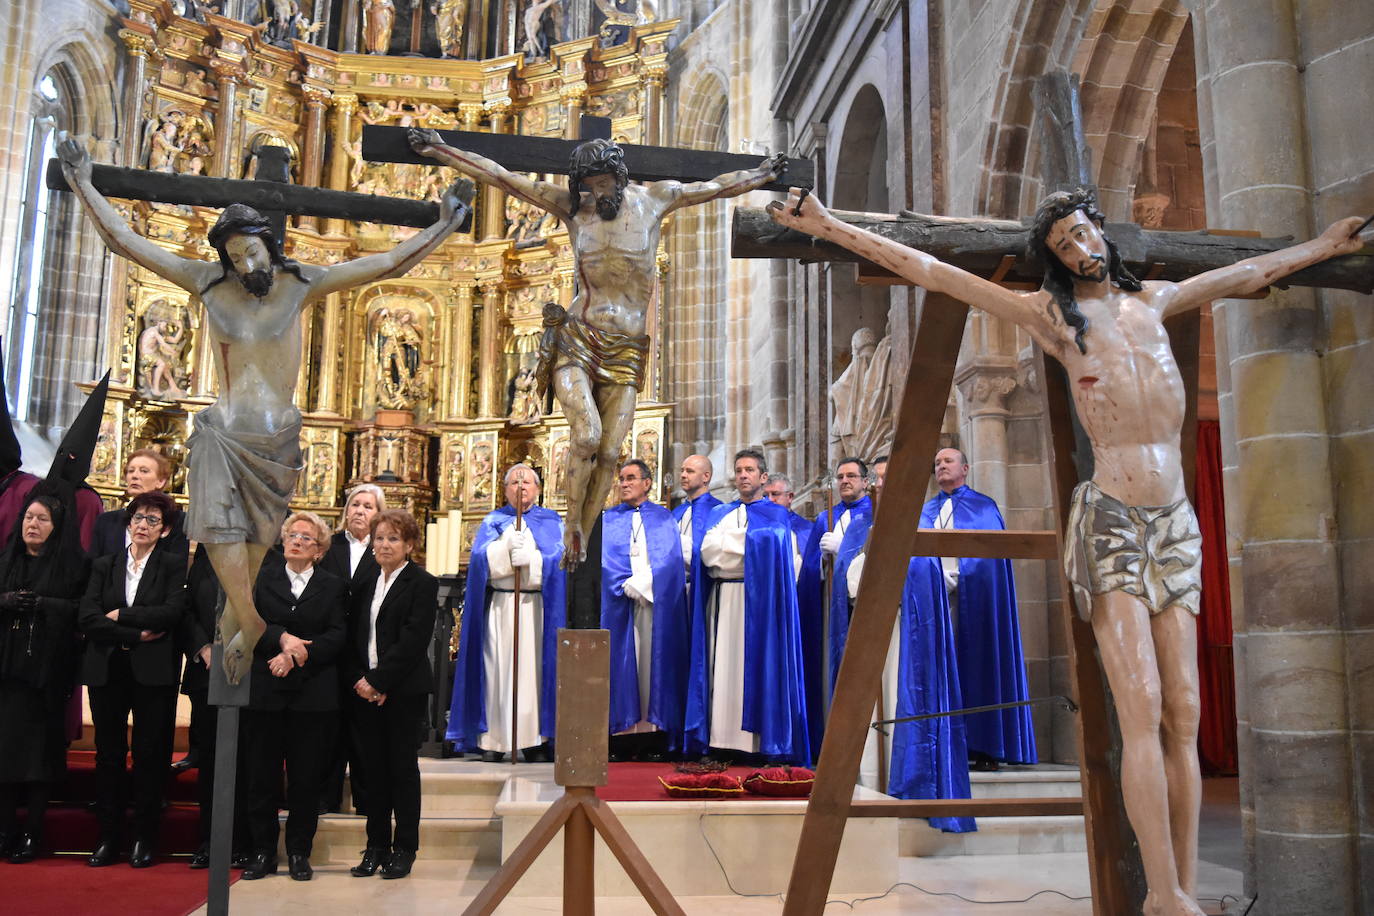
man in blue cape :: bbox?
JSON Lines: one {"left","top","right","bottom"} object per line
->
{"left": 601, "top": 459, "right": 688, "bottom": 758}
{"left": 449, "top": 464, "right": 566, "bottom": 761}
{"left": 839, "top": 457, "right": 974, "bottom": 832}
{"left": 796, "top": 456, "right": 871, "bottom": 754}
{"left": 922, "top": 448, "right": 1036, "bottom": 768}
{"left": 763, "top": 473, "right": 813, "bottom": 543}
{"left": 684, "top": 449, "right": 808, "bottom": 764}
{"left": 671, "top": 454, "right": 720, "bottom": 613}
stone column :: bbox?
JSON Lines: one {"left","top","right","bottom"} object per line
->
{"left": 116, "top": 29, "right": 156, "bottom": 168}
{"left": 641, "top": 63, "right": 667, "bottom": 146}
{"left": 450, "top": 284, "right": 475, "bottom": 418}
{"left": 477, "top": 281, "right": 504, "bottom": 417}
{"left": 562, "top": 86, "right": 585, "bottom": 141}
{"left": 298, "top": 84, "right": 331, "bottom": 231}
{"left": 208, "top": 60, "right": 246, "bottom": 179}
{"left": 324, "top": 92, "right": 357, "bottom": 235}
{"left": 955, "top": 369, "right": 1016, "bottom": 507}
{"left": 314, "top": 292, "right": 342, "bottom": 414}
{"left": 482, "top": 101, "right": 511, "bottom": 240}
{"left": 1195, "top": 2, "right": 1361, "bottom": 911}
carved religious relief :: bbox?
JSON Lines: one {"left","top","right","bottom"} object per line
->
{"left": 829, "top": 326, "right": 895, "bottom": 462}
{"left": 137, "top": 297, "right": 193, "bottom": 399}
{"left": 372, "top": 306, "right": 430, "bottom": 410}
{"left": 468, "top": 437, "right": 495, "bottom": 505}
{"left": 442, "top": 438, "right": 465, "bottom": 507}
{"left": 300, "top": 430, "right": 340, "bottom": 506}
{"left": 253, "top": 0, "right": 321, "bottom": 49}
{"left": 522, "top": 0, "right": 564, "bottom": 59}
{"left": 145, "top": 111, "right": 184, "bottom": 173}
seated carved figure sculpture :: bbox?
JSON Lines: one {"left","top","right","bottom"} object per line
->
{"left": 769, "top": 186, "right": 1369, "bottom": 916}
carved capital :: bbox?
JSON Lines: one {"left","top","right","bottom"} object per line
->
{"left": 458, "top": 102, "right": 486, "bottom": 130}
{"left": 208, "top": 58, "right": 247, "bottom": 86}
{"left": 331, "top": 92, "right": 358, "bottom": 115}
{"left": 302, "top": 84, "right": 332, "bottom": 110}
{"left": 559, "top": 86, "right": 587, "bottom": 107}
{"left": 957, "top": 370, "right": 1017, "bottom": 418}
{"left": 118, "top": 28, "right": 157, "bottom": 59}
{"left": 641, "top": 62, "right": 668, "bottom": 88}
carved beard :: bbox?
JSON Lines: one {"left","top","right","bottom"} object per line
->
{"left": 237, "top": 268, "right": 274, "bottom": 298}
{"left": 1070, "top": 255, "right": 1108, "bottom": 282}
{"left": 594, "top": 187, "right": 624, "bottom": 221}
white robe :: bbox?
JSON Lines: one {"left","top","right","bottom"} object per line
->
{"left": 699, "top": 504, "right": 804, "bottom": 753}
{"left": 846, "top": 551, "right": 900, "bottom": 792}
{"left": 478, "top": 525, "right": 545, "bottom": 753}
{"left": 618, "top": 508, "right": 657, "bottom": 733}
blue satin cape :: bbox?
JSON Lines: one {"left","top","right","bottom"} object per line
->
{"left": 797, "top": 496, "right": 871, "bottom": 755}
{"left": 447, "top": 504, "right": 566, "bottom": 750}
{"left": 601, "top": 502, "right": 689, "bottom": 740}
{"left": 672, "top": 491, "right": 722, "bottom": 624}
{"left": 920, "top": 486, "right": 1037, "bottom": 764}
{"left": 683, "top": 498, "right": 810, "bottom": 763}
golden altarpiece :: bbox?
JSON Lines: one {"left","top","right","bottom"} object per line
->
{"left": 87, "top": 0, "right": 675, "bottom": 566}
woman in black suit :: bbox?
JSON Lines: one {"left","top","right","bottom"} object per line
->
{"left": 345, "top": 508, "right": 436, "bottom": 880}
{"left": 0, "top": 489, "right": 88, "bottom": 863}
{"left": 318, "top": 483, "right": 383, "bottom": 816}
{"left": 79, "top": 490, "right": 186, "bottom": 868}
{"left": 239, "top": 511, "right": 346, "bottom": 882}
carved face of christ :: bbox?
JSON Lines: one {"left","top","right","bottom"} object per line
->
{"left": 1046, "top": 209, "right": 1110, "bottom": 282}
{"left": 583, "top": 172, "right": 624, "bottom": 221}
{"left": 224, "top": 233, "right": 275, "bottom": 297}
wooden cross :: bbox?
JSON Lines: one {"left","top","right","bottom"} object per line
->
{"left": 45, "top": 145, "right": 476, "bottom": 916}
{"left": 731, "top": 89, "right": 1371, "bottom": 915}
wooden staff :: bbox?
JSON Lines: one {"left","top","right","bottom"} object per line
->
{"left": 821, "top": 475, "right": 835, "bottom": 715}
{"left": 868, "top": 475, "right": 889, "bottom": 793}
{"left": 510, "top": 495, "right": 525, "bottom": 767}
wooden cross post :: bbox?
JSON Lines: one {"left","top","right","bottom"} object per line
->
{"left": 45, "top": 146, "right": 475, "bottom": 916}
{"left": 731, "top": 204, "right": 1372, "bottom": 916}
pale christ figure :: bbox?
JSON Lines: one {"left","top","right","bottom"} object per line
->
{"left": 769, "top": 187, "right": 1368, "bottom": 916}
{"left": 58, "top": 131, "right": 473, "bottom": 682}
{"left": 410, "top": 129, "right": 784, "bottom": 564}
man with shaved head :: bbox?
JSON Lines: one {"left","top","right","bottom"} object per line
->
{"left": 671, "top": 455, "right": 720, "bottom": 607}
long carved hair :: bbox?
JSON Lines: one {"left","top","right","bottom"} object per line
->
{"left": 567, "top": 138, "right": 629, "bottom": 214}
{"left": 1028, "top": 188, "right": 1142, "bottom": 354}
{"left": 202, "top": 203, "right": 308, "bottom": 294}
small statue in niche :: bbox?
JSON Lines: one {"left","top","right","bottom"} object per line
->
{"left": 253, "top": 0, "right": 320, "bottom": 49}
{"left": 445, "top": 443, "right": 464, "bottom": 503}
{"left": 507, "top": 366, "right": 543, "bottom": 425}
{"left": 828, "top": 325, "right": 894, "bottom": 463}
{"left": 469, "top": 441, "right": 493, "bottom": 502}
{"left": 361, "top": 0, "right": 396, "bottom": 54}
{"left": 374, "top": 307, "right": 429, "bottom": 409}
{"left": 504, "top": 193, "right": 558, "bottom": 248}
{"left": 174, "top": 116, "right": 214, "bottom": 176}
{"left": 182, "top": 68, "right": 217, "bottom": 100}
{"left": 432, "top": 0, "right": 468, "bottom": 59}
{"left": 146, "top": 113, "right": 183, "bottom": 173}
{"left": 137, "top": 300, "right": 192, "bottom": 399}
{"left": 521, "top": 0, "right": 563, "bottom": 59}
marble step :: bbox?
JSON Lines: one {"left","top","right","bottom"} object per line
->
{"left": 341, "top": 764, "right": 517, "bottom": 818}
{"left": 898, "top": 765, "right": 1085, "bottom": 857}
{"left": 307, "top": 813, "right": 502, "bottom": 865}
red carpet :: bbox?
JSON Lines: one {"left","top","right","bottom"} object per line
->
{"left": 39, "top": 750, "right": 202, "bottom": 856}
{"left": 0, "top": 855, "right": 233, "bottom": 916}
{"left": 596, "top": 762, "right": 802, "bottom": 801}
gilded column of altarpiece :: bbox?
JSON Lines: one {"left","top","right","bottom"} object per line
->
{"left": 91, "top": 0, "right": 674, "bottom": 565}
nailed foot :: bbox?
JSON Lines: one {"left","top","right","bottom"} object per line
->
{"left": 222, "top": 631, "right": 250, "bottom": 685}
{"left": 560, "top": 526, "right": 585, "bottom": 570}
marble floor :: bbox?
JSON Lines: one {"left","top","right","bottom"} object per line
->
{"left": 197, "top": 778, "right": 1245, "bottom": 915}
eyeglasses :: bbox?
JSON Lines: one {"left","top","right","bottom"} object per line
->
{"left": 130, "top": 514, "right": 163, "bottom": 528}
{"left": 285, "top": 533, "right": 318, "bottom": 544}
{"left": 617, "top": 475, "right": 645, "bottom": 483}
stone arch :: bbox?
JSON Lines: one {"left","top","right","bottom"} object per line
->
{"left": 665, "top": 65, "right": 730, "bottom": 465}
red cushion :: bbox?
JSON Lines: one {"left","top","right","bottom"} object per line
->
{"left": 658, "top": 772, "right": 744, "bottom": 799}
{"left": 742, "top": 766, "right": 816, "bottom": 797}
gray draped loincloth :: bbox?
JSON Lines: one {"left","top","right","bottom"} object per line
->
{"left": 185, "top": 406, "right": 302, "bottom": 546}
{"left": 1063, "top": 481, "right": 1202, "bottom": 622}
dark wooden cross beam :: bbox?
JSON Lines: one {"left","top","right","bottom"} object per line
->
{"left": 731, "top": 207, "right": 1374, "bottom": 294}
{"left": 361, "top": 123, "right": 816, "bottom": 190}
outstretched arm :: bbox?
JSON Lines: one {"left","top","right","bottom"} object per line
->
{"left": 664, "top": 153, "right": 787, "bottom": 212}
{"left": 1162, "top": 216, "right": 1370, "bottom": 317}
{"left": 56, "top": 133, "right": 208, "bottom": 294}
{"left": 310, "top": 176, "right": 475, "bottom": 298}
{"left": 768, "top": 188, "right": 1053, "bottom": 344}
{"left": 408, "top": 127, "right": 572, "bottom": 220}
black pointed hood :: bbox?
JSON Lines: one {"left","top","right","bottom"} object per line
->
{"left": 47, "top": 371, "right": 110, "bottom": 486}
{"left": 0, "top": 343, "right": 22, "bottom": 477}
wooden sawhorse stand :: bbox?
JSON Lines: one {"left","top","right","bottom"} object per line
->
{"left": 462, "top": 629, "right": 685, "bottom": 916}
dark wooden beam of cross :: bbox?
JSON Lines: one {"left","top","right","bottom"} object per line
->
{"left": 360, "top": 118, "right": 816, "bottom": 190}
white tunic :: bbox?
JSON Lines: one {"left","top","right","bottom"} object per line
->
{"left": 618, "top": 507, "right": 657, "bottom": 733}
{"left": 846, "top": 551, "right": 901, "bottom": 792}
{"left": 479, "top": 525, "right": 545, "bottom": 753}
{"left": 700, "top": 505, "right": 758, "bottom": 753}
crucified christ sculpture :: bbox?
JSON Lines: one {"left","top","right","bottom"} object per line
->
{"left": 410, "top": 129, "right": 784, "bottom": 566}
{"left": 59, "top": 130, "right": 473, "bottom": 683}
{"left": 770, "top": 187, "right": 1369, "bottom": 916}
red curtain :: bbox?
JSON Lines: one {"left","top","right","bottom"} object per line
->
{"left": 1194, "top": 420, "right": 1237, "bottom": 774}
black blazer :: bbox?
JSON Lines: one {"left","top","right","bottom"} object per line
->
{"left": 319, "top": 531, "right": 379, "bottom": 591}
{"left": 249, "top": 563, "right": 346, "bottom": 711}
{"left": 88, "top": 506, "right": 189, "bottom": 560}
{"left": 177, "top": 545, "right": 220, "bottom": 695}
{"left": 79, "top": 549, "right": 187, "bottom": 687}
{"left": 344, "top": 563, "right": 437, "bottom": 698}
